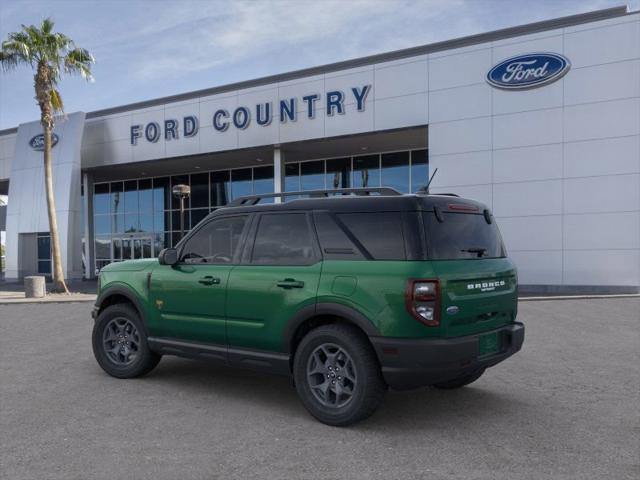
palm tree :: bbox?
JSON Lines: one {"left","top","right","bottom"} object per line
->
{"left": 0, "top": 18, "right": 94, "bottom": 293}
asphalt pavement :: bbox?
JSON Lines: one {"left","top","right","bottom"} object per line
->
{"left": 0, "top": 298, "right": 638, "bottom": 480}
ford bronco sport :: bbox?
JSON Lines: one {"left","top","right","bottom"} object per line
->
{"left": 92, "top": 187, "right": 524, "bottom": 426}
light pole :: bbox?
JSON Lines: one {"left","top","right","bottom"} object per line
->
{"left": 172, "top": 184, "right": 191, "bottom": 239}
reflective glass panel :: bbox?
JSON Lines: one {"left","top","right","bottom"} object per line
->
{"left": 153, "top": 177, "right": 170, "bottom": 211}
{"left": 326, "top": 158, "right": 351, "bottom": 190}
{"left": 285, "top": 163, "right": 300, "bottom": 192}
{"left": 95, "top": 236, "right": 111, "bottom": 259}
{"left": 411, "top": 149, "right": 429, "bottom": 193}
{"left": 94, "top": 183, "right": 110, "bottom": 214}
{"left": 110, "top": 182, "right": 123, "bottom": 216}
{"left": 353, "top": 155, "right": 380, "bottom": 188}
{"left": 211, "top": 171, "right": 230, "bottom": 207}
{"left": 37, "top": 235, "right": 51, "bottom": 260}
{"left": 381, "top": 151, "right": 410, "bottom": 193}
{"left": 124, "top": 213, "right": 139, "bottom": 233}
{"left": 231, "top": 168, "right": 252, "bottom": 199}
{"left": 94, "top": 215, "right": 111, "bottom": 235}
{"left": 124, "top": 180, "right": 138, "bottom": 212}
{"left": 153, "top": 212, "right": 168, "bottom": 232}
{"left": 191, "top": 209, "right": 209, "bottom": 228}
{"left": 301, "top": 161, "right": 325, "bottom": 191}
{"left": 38, "top": 260, "right": 51, "bottom": 274}
{"left": 253, "top": 166, "right": 274, "bottom": 197}
{"left": 139, "top": 212, "right": 153, "bottom": 232}
{"left": 190, "top": 173, "right": 209, "bottom": 209}
{"left": 138, "top": 179, "right": 153, "bottom": 212}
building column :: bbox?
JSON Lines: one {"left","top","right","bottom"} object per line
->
{"left": 82, "top": 172, "right": 95, "bottom": 279}
{"left": 273, "top": 147, "right": 285, "bottom": 203}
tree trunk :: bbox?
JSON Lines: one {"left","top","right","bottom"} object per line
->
{"left": 43, "top": 122, "right": 69, "bottom": 294}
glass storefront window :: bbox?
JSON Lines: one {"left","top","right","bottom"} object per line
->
{"left": 353, "top": 155, "right": 380, "bottom": 188}
{"left": 92, "top": 149, "right": 427, "bottom": 273}
{"left": 124, "top": 180, "right": 138, "bottom": 213}
{"left": 190, "top": 173, "right": 209, "bottom": 209}
{"left": 285, "top": 163, "right": 300, "bottom": 192}
{"left": 231, "top": 168, "right": 252, "bottom": 199}
{"left": 95, "top": 236, "right": 111, "bottom": 260}
{"left": 153, "top": 177, "right": 170, "bottom": 211}
{"left": 94, "top": 215, "right": 111, "bottom": 235}
{"left": 326, "top": 158, "right": 350, "bottom": 190}
{"left": 191, "top": 208, "right": 209, "bottom": 228}
{"left": 111, "top": 182, "right": 123, "bottom": 217}
{"left": 381, "top": 151, "right": 410, "bottom": 193}
{"left": 301, "top": 160, "right": 325, "bottom": 191}
{"left": 253, "top": 166, "right": 274, "bottom": 196}
{"left": 211, "top": 171, "right": 230, "bottom": 207}
{"left": 411, "top": 149, "right": 429, "bottom": 193}
{"left": 94, "top": 183, "right": 110, "bottom": 214}
{"left": 138, "top": 179, "right": 153, "bottom": 212}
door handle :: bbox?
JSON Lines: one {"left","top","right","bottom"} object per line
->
{"left": 276, "top": 278, "right": 305, "bottom": 289}
{"left": 198, "top": 276, "right": 221, "bottom": 286}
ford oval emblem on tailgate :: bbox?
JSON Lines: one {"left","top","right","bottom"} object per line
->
{"left": 446, "top": 306, "right": 460, "bottom": 315}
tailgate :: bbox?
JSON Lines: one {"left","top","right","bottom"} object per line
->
{"left": 432, "top": 258, "right": 518, "bottom": 337}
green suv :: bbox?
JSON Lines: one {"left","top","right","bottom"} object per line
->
{"left": 92, "top": 188, "right": 524, "bottom": 426}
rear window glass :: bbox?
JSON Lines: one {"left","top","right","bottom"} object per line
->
{"left": 424, "top": 212, "right": 505, "bottom": 260}
{"left": 337, "top": 212, "right": 406, "bottom": 260}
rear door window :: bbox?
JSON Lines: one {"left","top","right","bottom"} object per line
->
{"left": 423, "top": 212, "right": 505, "bottom": 260}
{"left": 251, "top": 213, "right": 317, "bottom": 265}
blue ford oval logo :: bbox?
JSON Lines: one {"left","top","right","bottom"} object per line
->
{"left": 487, "top": 53, "right": 570, "bottom": 90}
{"left": 29, "top": 133, "right": 59, "bottom": 151}
{"left": 446, "top": 306, "right": 459, "bottom": 315}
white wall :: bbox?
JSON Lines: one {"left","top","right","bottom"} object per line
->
{"left": 81, "top": 57, "right": 429, "bottom": 168}
{"left": 5, "top": 113, "right": 85, "bottom": 280}
{"left": 0, "top": 133, "right": 16, "bottom": 181}
{"left": 428, "top": 13, "right": 640, "bottom": 288}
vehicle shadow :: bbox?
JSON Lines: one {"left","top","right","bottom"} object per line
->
{"left": 136, "top": 356, "right": 528, "bottom": 430}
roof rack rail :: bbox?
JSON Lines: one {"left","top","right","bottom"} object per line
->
{"left": 226, "top": 187, "right": 402, "bottom": 207}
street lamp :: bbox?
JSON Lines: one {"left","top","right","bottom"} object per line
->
{"left": 172, "top": 184, "right": 191, "bottom": 239}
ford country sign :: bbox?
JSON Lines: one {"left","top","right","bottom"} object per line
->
{"left": 29, "top": 133, "right": 59, "bottom": 151}
{"left": 487, "top": 53, "right": 570, "bottom": 90}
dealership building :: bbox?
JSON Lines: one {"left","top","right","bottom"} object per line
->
{"left": 0, "top": 5, "right": 639, "bottom": 292}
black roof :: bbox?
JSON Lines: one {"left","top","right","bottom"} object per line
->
{"left": 208, "top": 192, "right": 489, "bottom": 218}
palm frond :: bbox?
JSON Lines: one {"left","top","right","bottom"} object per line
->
{"left": 50, "top": 88, "right": 64, "bottom": 113}
{"left": 64, "top": 47, "right": 94, "bottom": 81}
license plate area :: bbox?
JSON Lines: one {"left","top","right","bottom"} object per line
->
{"left": 478, "top": 331, "right": 499, "bottom": 356}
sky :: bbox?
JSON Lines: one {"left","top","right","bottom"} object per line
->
{"left": 0, "top": 0, "right": 636, "bottom": 130}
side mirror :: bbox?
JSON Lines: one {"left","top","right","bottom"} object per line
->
{"left": 158, "top": 248, "right": 178, "bottom": 266}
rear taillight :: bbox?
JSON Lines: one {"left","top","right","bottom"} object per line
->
{"left": 405, "top": 279, "right": 440, "bottom": 327}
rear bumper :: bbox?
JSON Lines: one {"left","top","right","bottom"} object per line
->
{"left": 370, "top": 322, "right": 524, "bottom": 390}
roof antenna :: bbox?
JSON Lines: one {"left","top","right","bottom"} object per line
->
{"left": 418, "top": 168, "right": 438, "bottom": 194}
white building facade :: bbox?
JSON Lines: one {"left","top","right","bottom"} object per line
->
{"left": 0, "top": 6, "right": 638, "bottom": 293}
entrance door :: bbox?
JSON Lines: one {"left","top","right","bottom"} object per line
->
{"left": 113, "top": 235, "right": 154, "bottom": 261}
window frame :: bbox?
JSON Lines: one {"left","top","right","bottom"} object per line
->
{"left": 242, "top": 211, "right": 322, "bottom": 266}
{"left": 176, "top": 213, "right": 251, "bottom": 266}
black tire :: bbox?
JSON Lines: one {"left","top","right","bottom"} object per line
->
{"left": 92, "top": 303, "right": 161, "bottom": 379}
{"left": 293, "top": 324, "right": 387, "bottom": 426}
{"left": 432, "top": 368, "right": 485, "bottom": 389}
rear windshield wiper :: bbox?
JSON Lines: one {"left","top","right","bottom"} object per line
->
{"left": 460, "top": 247, "right": 487, "bottom": 258}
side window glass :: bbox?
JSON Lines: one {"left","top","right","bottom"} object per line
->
{"left": 181, "top": 216, "right": 247, "bottom": 264}
{"left": 251, "top": 213, "right": 316, "bottom": 265}
{"left": 337, "top": 212, "right": 406, "bottom": 260}
{"left": 313, "top": 212, "right": 365, "bottom": 260}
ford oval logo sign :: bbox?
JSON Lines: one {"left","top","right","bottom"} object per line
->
{"left": 29, "top": 133, "right": 59, "bottom": 151}
{"left": 487, "top": 53, "right": 570, "bottom": 90}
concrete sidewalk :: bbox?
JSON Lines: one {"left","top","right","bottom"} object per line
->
{"left": 0, "top": 280, "right": 97, "bottom": 304}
